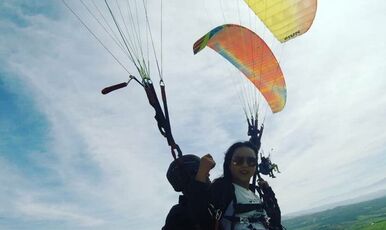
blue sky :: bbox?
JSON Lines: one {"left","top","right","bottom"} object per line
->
{"left": 0, "top": 72, "right": 48, "bottom": 173}
{"left": 1, "top": 0, "right": 386, "bottom": 229}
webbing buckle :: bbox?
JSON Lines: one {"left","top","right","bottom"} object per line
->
{"left": 239, "top": 217, "right": 249, "bottom": 224}
{"left": 208, "top": 204, "right": 222, "bottom": 221}
{"left": 215, "top": 209, "right": 222, "bottom": 221}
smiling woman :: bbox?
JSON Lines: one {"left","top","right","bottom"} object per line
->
{"left": 190, "top": 141, "right": 283, "bottom": 230}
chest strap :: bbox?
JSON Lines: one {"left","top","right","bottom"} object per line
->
{"left": 223, "top": 215, "right": 265, "bottom": 224}
{"left": 234, "top": 203, "right": 264, "bottom": 214}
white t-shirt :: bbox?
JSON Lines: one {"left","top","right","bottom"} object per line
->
{"left": 220, "top": 183, "right": 267, "bottom": 230}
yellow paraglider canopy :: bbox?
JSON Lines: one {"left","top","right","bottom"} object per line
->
{"left": 244, "top": 0, "right": 317, "bottom": 42}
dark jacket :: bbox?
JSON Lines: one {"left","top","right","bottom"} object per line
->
{"left": 162, "top": 195, "right": 201, "bottom": 230}
{"left": 186, "top": 178, "right": 282, "bottom": 230}
{"left": 186, "top": 178, "right": 238, "bottom": 230}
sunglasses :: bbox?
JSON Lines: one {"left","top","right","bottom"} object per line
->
{"left": 231, "top": 156, "right": 257, "bottom": 167}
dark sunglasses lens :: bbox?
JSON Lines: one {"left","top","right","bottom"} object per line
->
{"left": 246, "top": 157, "right": 257, "bottom": 166}
{"left": 232, "top": 157, "right": 257, "bottom": 167}
{"left": 232, "top": 157, "right": 244, "bottom": 166}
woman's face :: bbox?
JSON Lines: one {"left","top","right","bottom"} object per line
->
{"left": 229, "top": 146, "right": 257, "bottom": 186}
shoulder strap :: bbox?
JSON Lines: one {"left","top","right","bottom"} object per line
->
{"left": 260, "top": 185, "right": 283, "bottom": 230}
{"left": 230, "top": 188, "right": 237, "bottom": 230}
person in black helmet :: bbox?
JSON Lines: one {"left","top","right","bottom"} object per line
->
{"left": 162, "top": 154, "right": 211, "bottom": 230}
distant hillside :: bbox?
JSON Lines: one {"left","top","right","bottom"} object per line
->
{"left": 282, "top": 196, "right": 386, "bottom": 230}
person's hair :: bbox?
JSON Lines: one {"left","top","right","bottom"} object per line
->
{"left": 222, "top": 141, "right": 258, "bottom": 181}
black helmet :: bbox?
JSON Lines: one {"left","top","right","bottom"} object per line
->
{"left": 167, "top": 154, "right": 200, "bottom": 192}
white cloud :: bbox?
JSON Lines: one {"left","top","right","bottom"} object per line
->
{"left": 1, "top": 0, "right": 386, "bottom": 228}
{"left": 16, "top": 199, "right": 105, "bottom": 227}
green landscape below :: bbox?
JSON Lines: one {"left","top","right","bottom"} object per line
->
{"left": 282, "top": 196, "right": 386, "bottom": 230}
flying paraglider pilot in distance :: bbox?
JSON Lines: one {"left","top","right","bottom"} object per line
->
{"left": 258, "top": 156, "right": 280, "bottom": 178}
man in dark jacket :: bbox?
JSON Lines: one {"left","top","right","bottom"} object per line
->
{"left": 162, "top": 154, "right": 209, "bottom": 230}
{"left": 162, "top": 195, "right": 200, "bottom": 230}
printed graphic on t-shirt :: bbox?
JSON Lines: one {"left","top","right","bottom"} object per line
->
{"left": 220, "top": 184, "right": 267, "bottom": 230}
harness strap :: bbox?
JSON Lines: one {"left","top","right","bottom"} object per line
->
{"left": 230, "top": 193, "right": 237, "bottom": 230}
{"left": 160, "top": 81, "right": 182, "bottom": 158}
{"left": 101, "top": 76, "right": 183, "bottom": 165}
{"left": 223, "top": 215, "right": 266, "bottom": 224}
{"left": 260, "top": 185, "right": 283, "bottom": 230}
{"left": 247, "top": 118, "right": 264, "bottom": 192}
{"left": 246, "top": 118, "right": 283, "bottom": 229}
{"left": 234, "top": 203, "right": 264, "bottom": 214}
{"left": 143, "top": 79, "right": 182, "bottom": 160}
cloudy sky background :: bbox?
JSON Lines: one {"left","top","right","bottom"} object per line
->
{"left": 1, "top": 0, "right": 385, "bottom": 229}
